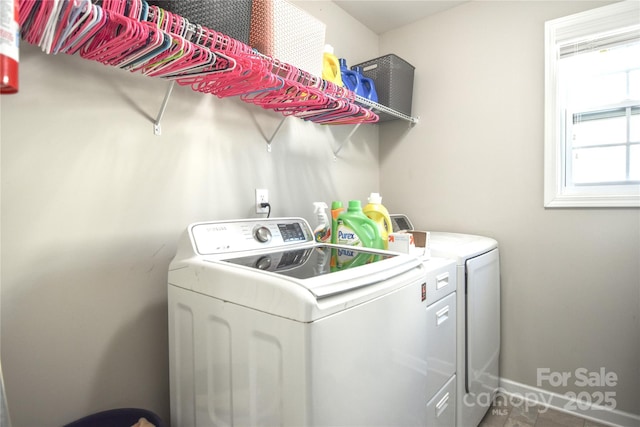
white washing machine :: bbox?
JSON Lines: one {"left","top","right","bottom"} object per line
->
{"left": 390, "top": 215, "right": 501, "bottom": 427}
{"left": 168, "top": 217, "right": 434, "bottom": 427}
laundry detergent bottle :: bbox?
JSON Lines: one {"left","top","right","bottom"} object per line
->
{"left": 353, "top": 66, "right": 378, "bottom": 103}
{"left": 363, "top": 193, "right": 392, "bottom": 249}
{"left": 322, "top": 45, "right": 343, "bottom": 87}
{"left": 330, "top": 201, "right": 345, "bottom": 244}
{"left": 339, "top": 58, "right": 362, "bottom": 95}
{"left": 313, "top": 202, "right": 331, "bottom": 243}
{"left": 334, "top": 200, "right": 384, "bottom": 270}
{"left": 336, "top": 200, "right": 384, "bottom": 249}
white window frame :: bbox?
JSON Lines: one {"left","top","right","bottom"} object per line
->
{"left": 544, "top": 0, "right": 640, "bottom": 208}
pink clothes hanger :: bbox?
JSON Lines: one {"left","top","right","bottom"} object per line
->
{"left": 60, "top": 4, "right": 107, "bottom": 55}
{"left": 52, "top": 0, "right": 91, "bottom": 54}
{"left": 23, "top": 0, "right": 56, "bottom": 46}
{"left": 48, "top": 0, "right": 78, "bottom": 54}
{"left": 101, "top": 0, "right": 126, "bottom": 15}
{"left": 80, "top": 12, "right": 149, "bottom": 65}
{"left": 117, "top": 23, "right": 167, "bottom": 69}
{"left": 18, "top": 0, "right": 38, "bottom": 27}
{"left": 140, "top": 35, "right": 200, "bottom": 77}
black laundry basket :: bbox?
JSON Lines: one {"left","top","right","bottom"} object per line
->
{"left": 145, "top": 0, "right": 253, "bottom": 44}
{"left": 63, "top": 408, "right": 166, "bottom": 427}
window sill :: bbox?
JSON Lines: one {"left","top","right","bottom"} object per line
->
{"left": 544, "top": 191, "right": 640, "bottom": 208}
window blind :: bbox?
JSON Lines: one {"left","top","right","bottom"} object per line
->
{"left": 559, "top": 25, "right": 640, "bottom": 58}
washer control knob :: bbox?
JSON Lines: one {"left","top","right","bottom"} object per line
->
{"left": 256, "top": 256, "right": 272, "bottom": 270}
{"left": 254, "top": 226, "right": 272, "bottom": 243}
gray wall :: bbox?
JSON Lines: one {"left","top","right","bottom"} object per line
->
{"left": 378, "top": 0, "right": 640, "bottom": 417}
{"left": 0, "top": 2, "right": 380, "bottom": 425}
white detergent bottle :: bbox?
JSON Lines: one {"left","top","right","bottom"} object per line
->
{"left": 313, "top": 202, "right": 331, "bottom": 243}
{"left": 363, "top": 193, "right": 392, "bottom": 249}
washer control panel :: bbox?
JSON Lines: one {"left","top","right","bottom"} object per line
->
{"left": 190, "top": 218, "right": 314, "bottom": 255}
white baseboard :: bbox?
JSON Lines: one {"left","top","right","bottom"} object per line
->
{"left": 498, "top": 378, "right": 640, "bottom": 427}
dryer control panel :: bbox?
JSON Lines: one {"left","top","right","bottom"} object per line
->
{"left": 189, "top": 218, "right": 314, "bottom": 255}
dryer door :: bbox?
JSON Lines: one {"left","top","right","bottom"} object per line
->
{"left": 466, "top": 248, "right": 500, "bottom": 396}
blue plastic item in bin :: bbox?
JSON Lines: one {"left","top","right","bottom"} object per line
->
{"left": 352, "top": 66, "right": 378, "bottom": 103}
{"left": 63, "top": 408, "right": 166, "bottom": 427}
{"left": 339, "top": 58, "right": 361, "bottom": 94}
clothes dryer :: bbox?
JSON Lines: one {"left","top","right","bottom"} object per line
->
{"left": 390, "top": 215, "right": 501, "bottom": 427}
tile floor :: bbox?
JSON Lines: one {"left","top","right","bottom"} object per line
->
{"left": 478, "top": 393, "right": 610, "bottom": 427}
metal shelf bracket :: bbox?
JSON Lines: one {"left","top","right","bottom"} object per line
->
{"left": 332, "top": 99, "right": 418, "bottom": 159}
{"left": 264, "top": 116, "right": 287, "bottom": 152}
{"left": 154, "top": 81, "right": 176, "bottom": 136}
{"left": 333, "top": 123, "right": 362, "bottom": 159}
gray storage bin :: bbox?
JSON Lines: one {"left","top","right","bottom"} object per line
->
{"left": 353, "top": 54, "right": 415, "bottom": 121}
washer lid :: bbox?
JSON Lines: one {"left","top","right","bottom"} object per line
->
{"left": 221, "top": 245, "right": 395, "bottom": 278}
{"left": 219, "top": 244, "right": 412, "bottom": 299}
{"left": 170, "top": 246, "right": 424, "bottom": 321}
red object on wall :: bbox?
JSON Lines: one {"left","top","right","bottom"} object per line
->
{"left": 0, "top": 0, "right": 19, "bottom": 94}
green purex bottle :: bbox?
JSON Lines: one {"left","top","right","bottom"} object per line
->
{"left": 336, "top": 200, "right": 385, "bottom": 250}
{"left": 334, "top": 200, "right": 385, "bottom": 269}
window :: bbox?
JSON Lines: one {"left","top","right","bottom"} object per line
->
{"left": 544, "top": 1, "right": 640, "bottom": 207}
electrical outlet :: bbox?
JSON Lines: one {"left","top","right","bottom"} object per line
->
{"left": 255, "top": 188, "right": 269, "bottom": 214}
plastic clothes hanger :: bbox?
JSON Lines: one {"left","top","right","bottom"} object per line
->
{"left": 301, "top": 101, "right": 356, "bottom": 123}
{"left": 294, "top": 100, "right": 348, "bottom": 122}
{"left": 170, "top": 47, "right": 238, "bottom": 84}
{"left": 48, "top": 0, "right": 81, "bottom": 54}
{"left": 159, "top": 43, "right": 232, "bottom": 80}
{"left": 18, "top": 0, "right": 39, "bottom": 28}
{"left": 139, "top": 0, "right": 149, "bottom": 21}
{"left": 59, "top": 4, "right": 106, "bottom": 55}
{"left": 52, "top": 0, "right": 91, "bottom": 54}
{"left": 80, "top": 12, "right": 148, "bottom": 65}
{"left": 134, "top": 13, "right": 240, "bottom": 88}
{"left": 144, "top": 35, "right": 215, "bottom": 78}
{"left": 118, "top": 26, "right": 170, "bottom": 70}
{"left": 116, "top": 7, "right": 177, "bottom": 69}
{"left": 187, "top": 36, "right": 269, "bottom": 97}
{"left": 323, "top": 104, "right": 379, "bottom": 124}
{"left": 116, "top": 22, "right": 168, "bottom": 69}
{"left": 131, "top": 32, "right": 188, "bottom": 75}
{"left": 127, "top": 0, "right": 141, "bottom": 21}
{"left": 244, "top": 66, "right": 327, "bottom": 113}
{"left": 40, "top": 0, "right": 64, "bottom": 53}
{"left": 101, "top": 0, "right": 126, "bottom": 15}
{"left": 90, "top": 14, "right": 146, "bottom": 64}
{"left": 238, "top": 56, "right": 287, "bottom": 95}
{"left": 291, "top": 79, "right": 378, "bottom": 124}
{"left": 205, "top": 54, "right": 277, "bottom": 98}
{"left": 23, "top": 0, "right": 57, "bottom": 46}
{"left": 21, "top": 0, "right": 49, "bottom": 46}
